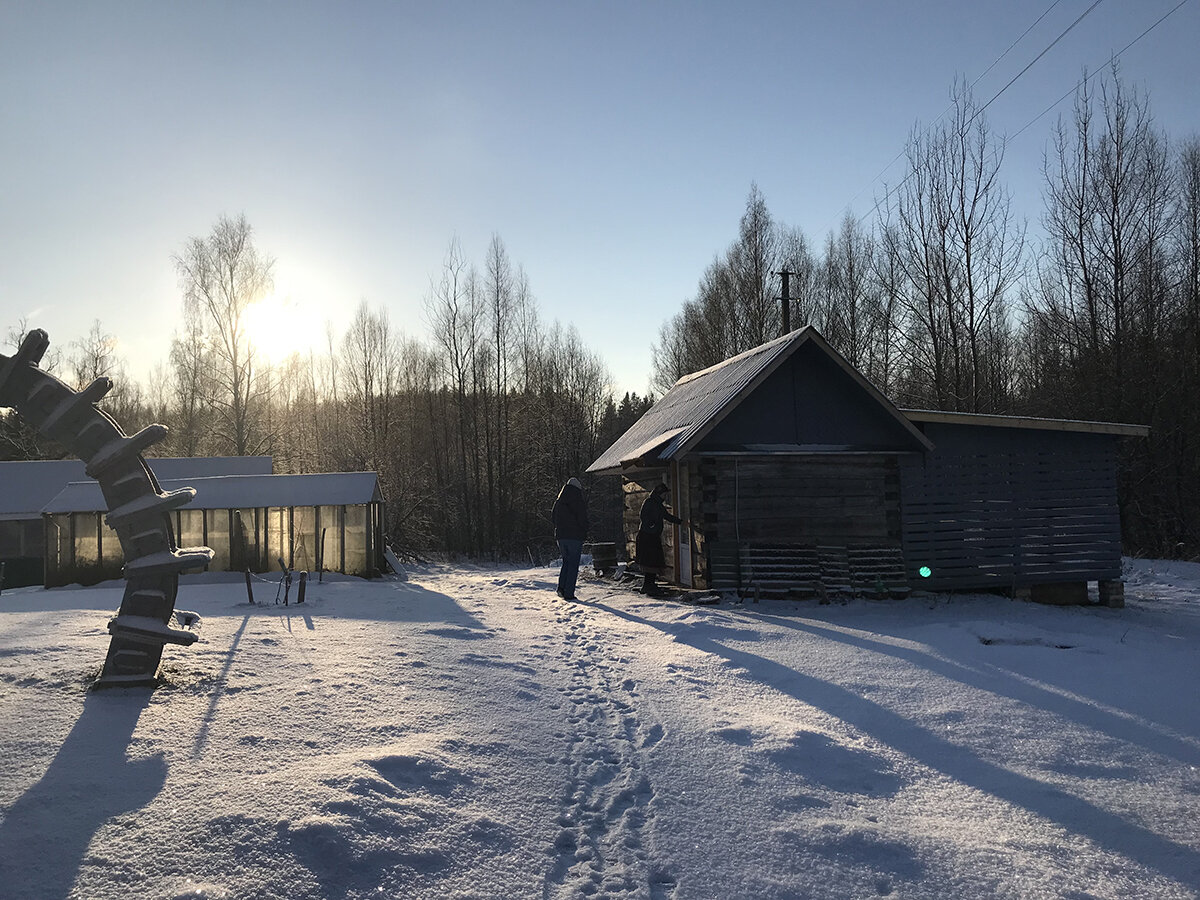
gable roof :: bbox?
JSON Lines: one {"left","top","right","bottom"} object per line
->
{"left": 41, "top": 472, "right": 383, "bottom": 515}
{"left": 587, "top": 326, "right": 933, "bottom": 475}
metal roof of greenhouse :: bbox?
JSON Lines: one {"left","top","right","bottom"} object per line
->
{"left": 41, "top": 472, "right": 382, "bottom": 515}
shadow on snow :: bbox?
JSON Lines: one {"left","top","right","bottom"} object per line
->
{"left": 592, "top": 600, "right": 1200, "bottom": 889}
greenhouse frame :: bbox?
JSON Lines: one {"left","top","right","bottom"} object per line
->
{"left": 39, "top": 472, "right": 386, "bottom": 587}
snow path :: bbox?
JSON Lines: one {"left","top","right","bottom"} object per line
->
{"left": 0, "top": 560, "right": 1198, "bottom": 898}
{"left": 540, "top": 596, "right": 663, "bottom": 898}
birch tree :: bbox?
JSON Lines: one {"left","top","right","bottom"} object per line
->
{"left": 173, "top": 214, "right": 275, "bottom": 455}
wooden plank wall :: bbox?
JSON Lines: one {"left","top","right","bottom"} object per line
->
{"left": 899, "top": 426, "right": 1122, "bottom": 591}
{"left": 696, "top": 455, "right": 902, "bottom": 592}
{"left": 698, "top": 456, "right": 900, "bottom": 544}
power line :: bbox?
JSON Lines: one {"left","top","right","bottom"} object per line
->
{"left": 971, "top": 0, "right": 1069, "bottom": 91}
{"left": 972, "top": 0, "right": 1106, "bottom": 122}
{"left": 849, "top": 0, "right": 1186, "bottom": 232}
{"left": 840, "top": 0, "right": 1070, "bottom": 221}
{"left": 1009, "top": 0, "right": 1192, "bottom": 141}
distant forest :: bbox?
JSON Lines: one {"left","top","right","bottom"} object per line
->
{"left": 4, "top": 67, "right": 1198, "bottom": 559}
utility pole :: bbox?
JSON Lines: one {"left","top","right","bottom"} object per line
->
{"left": 778, "top": 270, "right": 794, "bottom": 336}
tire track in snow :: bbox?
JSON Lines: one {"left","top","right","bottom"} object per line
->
{"left": 544, "top": 594, "right": 678, "bottom": 899}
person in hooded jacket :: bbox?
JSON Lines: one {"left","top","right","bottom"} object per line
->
{"left": 551, "top": 477, "right": 588, "bottom": 600}
{"left": 636, "top": 483, "right": 681, "bottom": 595}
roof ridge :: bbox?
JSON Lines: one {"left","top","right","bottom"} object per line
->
{"left": 675, "top": 326, "right": 811, "bottom": 387}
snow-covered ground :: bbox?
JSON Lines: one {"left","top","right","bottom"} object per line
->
{"left": 1, "top": 559, "right": 1198, "bottom": 899}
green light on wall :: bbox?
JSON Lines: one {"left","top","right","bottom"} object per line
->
{"left": 918, "top": 566, "right": 932, "bottom": 578}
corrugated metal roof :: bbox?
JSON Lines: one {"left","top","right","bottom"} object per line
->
{"left": 587, "top": 329, "right": 808, "bottom": 474}
{"left": 588, "top": 325, "right": 939, "bottom": 475}
{"left": 0, "top": 459, "right": 87, "bottom": 520}
{"left": 41, "top": 472, "right": 382, "bottom": 514}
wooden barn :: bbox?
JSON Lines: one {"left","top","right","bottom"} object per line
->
{"left": 587, "top": 327, "right": 1147, "bottom": 604}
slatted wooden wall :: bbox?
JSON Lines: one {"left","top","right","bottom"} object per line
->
{"left": 899, "top": 423, "right": 1122, "bottom": 591}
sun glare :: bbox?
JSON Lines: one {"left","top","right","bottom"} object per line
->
{"left": 244, "top": 293, "right": 317, "bottom": 365}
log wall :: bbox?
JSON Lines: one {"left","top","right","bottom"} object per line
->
{"left": 695, "top": 455, "right": 901, "bottom": 592}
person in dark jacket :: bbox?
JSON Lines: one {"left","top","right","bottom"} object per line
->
{"left": 551, "top": 477, "right": 588, "bottom": 600}
{"left": 636, "top": 483, "right": 681, "bottom": 595}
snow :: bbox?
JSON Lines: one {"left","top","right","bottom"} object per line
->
{"left": 41, "top": 471, "right": 381, "bottom": 514}
{"left": 1, "top": 559, "right": 1198, "bottom": 899}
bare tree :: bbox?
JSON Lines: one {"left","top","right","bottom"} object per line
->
{"left": 173, "top": 214, "right": 275, "bottom": 455}
{"left": 425, "top": 239, "right": 486, "bottom": 551}
{"left": 651, "top": 184, "right": 810, "bottom": 390}
{"left": 1176, "top": 139, "right": 1200, "bottom": 368}
{"left": 1038, "top": 64, "right": 1173, "bottom": 418}
{"left": 885, "top": 81, "right": 1023, "bottom": 411}
{"left": 730, "top": 183, "right": 780, "bottom": 348}
{"left": 67, "top": 319, "right": 118, "bottom": 390}
{"left": 482, "top": 235, "right": 518, "bottom": 551}
{"left": 64, "top": 319, "right": 144, "bottom": 429}
{"left": 822, "top": 213, "right": 878, "bottom": 373}
{"left": 341, "top": 300, "right": 398, "bottom": 472}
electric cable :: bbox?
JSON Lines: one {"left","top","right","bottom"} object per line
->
{"left": 843, "top": 0, "right": 1068, "bottom": 219}
{"left": 1009, "top": 0, "right": 1192, "bottom": 141}
{"left": 843, "top": 0, "right": 1116, "bottom": 231}
{"left": 972, "top": 0, "right": 1107, "bottom": 122}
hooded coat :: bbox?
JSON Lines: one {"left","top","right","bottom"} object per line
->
{"left": 552, "top": 480, "right": 588, "bottom": 541}
{"left": 635, "top": 486, "right": 680, "bottom": 570}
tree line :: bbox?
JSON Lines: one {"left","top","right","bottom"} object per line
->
{"left": 4, "top": 65, "right": 1196, "bottom": 559}
{"left": 2, "top": 224, "right": 651, "bottom": 561}
{"left": 653, "top": 68, "right": 1200, "bottom": 558}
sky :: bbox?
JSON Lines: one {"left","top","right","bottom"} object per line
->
{"left": 1, "top": 557, "right": 1198, "bottom": 898}
{"left": 2, "top": 0, "right": 1199, "bottom": 398}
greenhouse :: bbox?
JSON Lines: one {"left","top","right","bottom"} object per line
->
{"left": 0, "top": 457, "right": 272, "bottom": 588}
{"left": 40, "top": 472, "right": 386, "bottom": 587}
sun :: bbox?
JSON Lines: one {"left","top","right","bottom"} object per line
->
{"left": 243, "top": 292, "right": 319, "bottom": 365}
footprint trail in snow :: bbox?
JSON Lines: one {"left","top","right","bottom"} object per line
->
{"left": 543, "top": 593, "right": 677, "bottom": 899}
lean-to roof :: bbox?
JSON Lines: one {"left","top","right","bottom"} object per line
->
{"left": 902, "top": 409, "right": 1149, "bottom": 437}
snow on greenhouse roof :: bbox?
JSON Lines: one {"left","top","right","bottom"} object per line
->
{"left": 40, "top": 472, "right": 382, "bottom": 514}
{"left": 0, "top": 457, "right": 273, "bottom": 520}
{"left": 0, "top": 460, "right": 87, "bottom": 520}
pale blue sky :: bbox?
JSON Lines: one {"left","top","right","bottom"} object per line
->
{"left": 2, "top": 1, "right": 1198, "bottom": 396}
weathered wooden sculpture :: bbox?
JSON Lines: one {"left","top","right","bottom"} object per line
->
{"left": 0, "top": 330, "right": 212, "bottom": 684}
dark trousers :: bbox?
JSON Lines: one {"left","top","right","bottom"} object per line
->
{"left": 557, "top": 539, "right": 582, "bottom": 598}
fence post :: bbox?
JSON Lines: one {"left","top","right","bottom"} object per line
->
{"left": 244, "top": 569, "right": 254, "bottom": 605}
{"left": 319, "top": 529, "right": 326, "bottom": 583}
{"left": 297, "top": 571, "right": 307, "bottom": 604}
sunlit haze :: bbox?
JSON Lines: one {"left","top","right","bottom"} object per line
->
{"left": 243, "top": 289, "right": 327, "bottom": 367}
